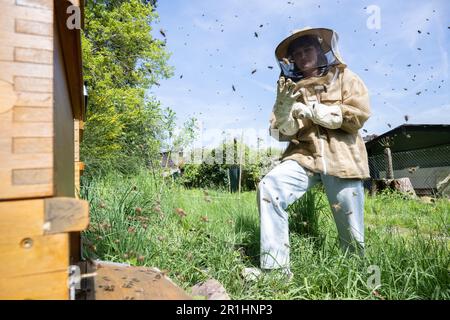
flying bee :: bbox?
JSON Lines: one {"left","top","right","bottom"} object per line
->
{"left": 331, "top": 202, "right": 342, "bottom": 212}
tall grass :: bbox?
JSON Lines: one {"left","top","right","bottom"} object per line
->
{"left": 80, "top": 171, "right": 450, "bottom": 299}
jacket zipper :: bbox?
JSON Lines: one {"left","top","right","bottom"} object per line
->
{"left": 317, "top": 126, "right": 327, "bottom": 175}
{"left": 313, "top": 89, "right": 327, "bottom": 176}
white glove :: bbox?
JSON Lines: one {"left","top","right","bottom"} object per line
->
{"left": 292, "top": 102, "right": 313, "bottom": 119}
{"left": 273, "top": 77, "right": 304, "bottom": 136}
{"left": 274, "top": 77, "right": 301, "bottom": 109}
{"left": 298, "top": 102, "right": 343, "bottom": 130}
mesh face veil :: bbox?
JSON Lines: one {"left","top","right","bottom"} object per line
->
{"left": 275, "top": 28, "right": 345, "bottom": 82}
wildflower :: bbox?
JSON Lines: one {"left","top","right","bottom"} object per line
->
{"left": 175, "top": 208, "right": 187, "bottom": 218}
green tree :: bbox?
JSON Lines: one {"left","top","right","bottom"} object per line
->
{"left": 81, "top": 0, "right": 173, "bottom": 176}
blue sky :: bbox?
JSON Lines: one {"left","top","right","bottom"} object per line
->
{"left": 150, "top": 0, "right": 450, "bottom": 149}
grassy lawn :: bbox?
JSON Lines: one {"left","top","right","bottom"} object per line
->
{"left": 80, "top": 171, "right": 450, "bottom": 299}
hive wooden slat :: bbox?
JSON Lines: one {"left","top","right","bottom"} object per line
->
{"left": 0, "top": 199, "right": 45, "bottom": 242}
{"left": 44, "top": 197, "right": 89, "bottom": 235}
{"left": 0, "top": 233, "right": 68, "bottom": 278}
{"left": 15, "top": 92, "right": 52, "bottom": 107}
{"left": 0, "top": 198, "right": 89, "bottom": 241}
{"left": 92, "top": 262, "right": 192, "bottom": 300}
{"left": 13, "top": 107, "right": 52, "bottom": 122}
{"left": 16, "top": 0, "right": 52, "bottom": 10}
{"left": 0, "top": 178, "right": 53, "bottom": 199}
{"left": 13, "top": 137, "right": 53, "bottom": 154}
{"left": 0, "top": 270, "right": 68, "bottom": 300}
{"left": 14, "top": 47, "right": 52, "bottom": 64}
{"left": 0, "top": 1, "right": 54, "bottom": 200}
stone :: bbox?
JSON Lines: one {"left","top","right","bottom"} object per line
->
{"left": 190, "top": 279, "right": 230, "bottom": 300}
{"left": 241, "top": 267, "right": 262, "bottom": 281}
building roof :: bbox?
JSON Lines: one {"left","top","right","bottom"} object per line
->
{"left": 365, "top": 124, "right": 450, "bottom": 156}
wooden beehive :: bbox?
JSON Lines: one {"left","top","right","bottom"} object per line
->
{"left": 0, "top": 0, "right": 86, "bottom": 200}
{"left": 0, "top": 0, "right": 88, "bottom": 300}
{"left": 1, "top": 0, "right": 192, "bottom": 301}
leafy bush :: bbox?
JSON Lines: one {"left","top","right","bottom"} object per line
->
{"left": 179, "top": 143, "right": 283, "bottom": 191}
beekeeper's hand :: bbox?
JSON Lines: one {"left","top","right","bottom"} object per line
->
{"left": 272, "top": 77, "right": 301, "bottom": 136}
{"left": 297, "top": 102, "right": 343, "bottom": 130}
{"left": 275, "top": 77, "right": 302, "bottom": 110}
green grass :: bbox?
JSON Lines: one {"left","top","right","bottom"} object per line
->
{"left": 80, "top": 171, "right": 450, "bottom": 299}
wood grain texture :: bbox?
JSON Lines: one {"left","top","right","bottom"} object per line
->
{"left": 14, "top": 76, "right": 52, "bottom": 93}
{"left": 0, "top": 79, "right": 16, "bottom": 114}
{"left": 0, "top": 270, "right": 68, "bottom": 300}
{"left": 0, "top": 61, "right": 53, "bottom": 82}
{"left": 0, "top": 176, "right": 53, "bottom": 198}
{"left": 13, "top": 106, "right": 52, "bottom": 122}
{"left": 0, "top": 233, "right": 68, "bottom": 278}
{"left": 15, "top": 47, "right": 52, "bottom": 64}
{"left": 0, "top": 1, "right": 56, "bottom": 200}
{"left": 44, "top": 197, "right": 89, "bottom": 234}
{"left": 91, "top": 262, "right": 192, "bottom": 300}
{"left": 16, "top": 0, "right": 53, "bottom": 10}
{"left": 15, "top": 92, "right": 52, "bottom": 107}
{"left": 0, "top": 199, "right": 45, "bottom": 242}
{"left": 0, "top": 47, "right": 14, "bottom": 62}
{"left": 0, "top": 197, "right": 88, "bottom": 240}
{"left": 15, "top": 19, "right": 52, "bottom": 37}
{"left": 12, "top": 168, "right": 52, "bottom": 185}
{"left": 13, "top": 137, "right": 52, "bottom": 154}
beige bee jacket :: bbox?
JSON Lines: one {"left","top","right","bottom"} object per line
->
{"left": 270, "top": 66, "right": 371, "bottom": 179}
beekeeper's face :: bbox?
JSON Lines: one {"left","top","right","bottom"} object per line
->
{"left": 291, "top": 44, "right": 319, "bottom": 72}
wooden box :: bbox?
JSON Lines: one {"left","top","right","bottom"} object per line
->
{"left": 0, "top": 0, "right": 85, "bottom": 200}
{"left": 0, "top": 0, "right": 87, "bottom": 300}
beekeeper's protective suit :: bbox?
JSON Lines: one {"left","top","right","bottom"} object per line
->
{"left": 258, "top": 27, "right": 371, "bottom": 273}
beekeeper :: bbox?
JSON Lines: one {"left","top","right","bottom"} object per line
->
{"left": 257, "top": 27, "right": 371, "bottom": 277}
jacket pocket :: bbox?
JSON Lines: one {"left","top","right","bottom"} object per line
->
{"left": 319, "top": 89, "right": 342, "bottom": 104}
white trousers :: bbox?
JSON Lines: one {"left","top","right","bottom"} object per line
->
{"left": 257, "top": 160, "right": 365, "bottom": 269}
